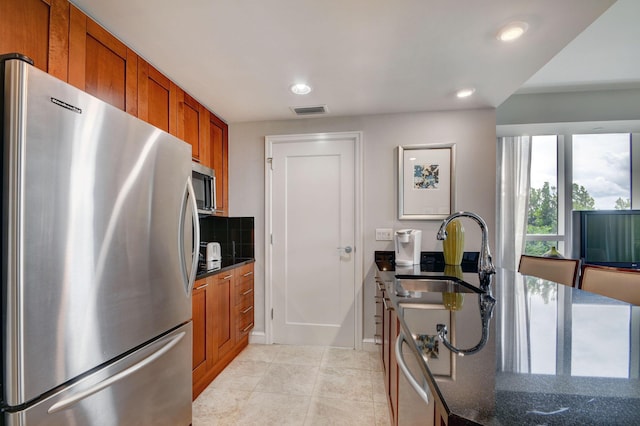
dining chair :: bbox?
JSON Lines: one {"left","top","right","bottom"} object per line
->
{"left": 518, "top": 255, "right": 581, "bottom": 287}
{"left": 579, "top": 264, "right": 640, "bottom": 305}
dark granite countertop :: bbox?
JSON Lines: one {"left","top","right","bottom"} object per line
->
{"left": 375, "top": 255, "right": 640, "bottom": 425}
{"left": 195, "top": 257, "right": 255, "bottom": 280}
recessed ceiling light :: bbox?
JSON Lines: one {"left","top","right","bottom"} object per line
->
{"left": 456, "top": 88, "right": 475, "bottom": 98}
{"left": 290, "top": 83, "right": 312, "bottom": 95}
{"left": 497, "top": 21, "right": 528, "bottom": 42}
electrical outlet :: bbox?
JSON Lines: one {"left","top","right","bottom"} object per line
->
{"left": 376, "top": 228, "right": 393, "bottom": 241}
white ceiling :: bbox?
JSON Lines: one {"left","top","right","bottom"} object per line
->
{"left": 69, "top": 0, "right": 622, "bottom": 123}
{"left": 519, "top": 0, "right": 640, "bottom": 93}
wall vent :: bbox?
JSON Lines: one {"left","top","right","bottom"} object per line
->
{"left": 290, "top": 105, "right": 329, "bottom": 116}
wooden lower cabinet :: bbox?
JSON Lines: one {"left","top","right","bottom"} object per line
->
{"left": 192, "top": 276, "right": 215, "bottom": 386}
{"left": 215, "top": 271, "right": 235, "bottom": 358}
{"left": 234, "top": 263, "right": 255, "bottom": 340}
{"left": 389, "top": 310, "right": 399, "bottom": 424}
{"left": 192, "top": 262, "right": 254, "bottom": 399}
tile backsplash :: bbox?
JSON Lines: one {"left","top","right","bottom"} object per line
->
{"left": 199, "top": 216, "right": 254, "bottom": 259}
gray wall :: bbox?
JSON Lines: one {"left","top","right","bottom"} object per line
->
{"left": 497, "top": 88, "right": 640, "bottom": 127}
{"left": 228, "top": 109, "right": 497, "bottom": 342}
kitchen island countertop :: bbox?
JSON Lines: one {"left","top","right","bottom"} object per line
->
{"left": 375, "top": 258, "right": 640, "bottom": 425}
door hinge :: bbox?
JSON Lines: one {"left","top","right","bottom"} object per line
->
{"left": 270, "top": 234, "right": 273, "bottom": 244}
{"left": 267, "top": 157, "right": 273, "bottom": 170}
{"left": 271, "top": 308, "right": 274, "bottom": 320}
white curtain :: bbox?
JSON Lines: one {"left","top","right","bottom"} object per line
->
{"left": 496, "top": 136, "right": 532, "bottom": 372}
{"left": 496, "top": 136, "right": 532, "bottom": 271}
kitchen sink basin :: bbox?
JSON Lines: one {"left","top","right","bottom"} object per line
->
{"left": 395, "top": 277, "right": 477, "bottom": 297}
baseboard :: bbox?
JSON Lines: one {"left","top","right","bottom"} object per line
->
{"left": 249, "top": 331, "right": 266, "bottom": 345}
{"left": 361, "top": 338, "right": 380, "bottom": 352}
{"left": 247, "top": 333, "right": 377, "bottom": 348}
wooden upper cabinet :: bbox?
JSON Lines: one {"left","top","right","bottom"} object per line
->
{"left": 138, "top": 59, "right": 177, "bottom": 135}
{"left": 0, "top": 0, "right": 70, "bottom": 81}
{"left": 177, "top": 89, "right": 207, "bottom": 162}
{"left": 209, "top": 113, "right": 229, "bottom": 215}
{"left": 68, "top": 6, "right": 137, "bottom": 114}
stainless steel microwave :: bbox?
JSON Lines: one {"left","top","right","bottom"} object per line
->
{"left": 192, "top": 162, "right": 216, "bottom": 215}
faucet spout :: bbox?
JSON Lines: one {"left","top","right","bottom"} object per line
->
{"left": 437, "top": 211, "right": 496, "bottom": 287}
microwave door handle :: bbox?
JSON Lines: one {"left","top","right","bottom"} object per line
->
{"left": 211, "top": 175, "right": 217, "bottom": 212}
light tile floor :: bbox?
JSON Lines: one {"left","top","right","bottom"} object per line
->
{"left": 192, "top": 344, "right": 391, "bottom": 426}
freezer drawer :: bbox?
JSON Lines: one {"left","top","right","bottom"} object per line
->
{"left": 3, "top": 323, "right": 192, "bottom": 426}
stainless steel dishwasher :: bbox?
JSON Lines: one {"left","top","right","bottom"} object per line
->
{"left": 396, "top": 305, "right": 436, "bottom": 426}
{"left": 396, "top": 332, "right": 435, "bottom": 425}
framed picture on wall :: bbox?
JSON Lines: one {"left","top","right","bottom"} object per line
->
{"left": 398, "top": 143, "right": 456, "bottom": 220}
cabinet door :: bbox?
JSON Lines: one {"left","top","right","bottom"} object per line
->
{"left": 177, "top": 89, "right": 207, "bottom": 162}
{"left": 209, "top": 113, "right": 229, "bottom": 215}
{"left": 68, "top": 5, "right": 138, "bottom": 114}
{"left": 192, "top": 277, "right": 216, "bottom": 387}
{"left": 390, "top": 311, "right": 400, "bottom": 426}
{"left": 0, "top": 0, "right": 69, "bottom": 81}
{"left": 138, "top": 59, "right": 177, "bottom": 134}
{"left": 216, "top": 272, "right": 235, "bottom": 357}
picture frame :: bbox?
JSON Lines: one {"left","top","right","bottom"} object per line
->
{"left": 398, "top": 143, "right": 456, "bottom": 220}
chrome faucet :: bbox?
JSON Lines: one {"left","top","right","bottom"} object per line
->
{"left": 437, "top": 211, "right": 496, "bottom": 289}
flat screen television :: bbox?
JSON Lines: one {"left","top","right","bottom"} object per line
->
{"left": 572, "top": 210, "right": 640, "bottom": 268}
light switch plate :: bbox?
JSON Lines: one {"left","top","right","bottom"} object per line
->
{"left": 375, "top": 228, "right": 393, "bottom": 241}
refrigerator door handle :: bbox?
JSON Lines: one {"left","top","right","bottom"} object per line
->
{"left": 47, "top": 331, "right": 186, "bottom": 414}
{"left": 179, "top": 176, "right": 200, "bottom": 295}
{"left": 395, "top": 332, "right": 430, "bottom": 405}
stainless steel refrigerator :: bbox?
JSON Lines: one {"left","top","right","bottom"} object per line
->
{"left": 1, "top": 54, "right": 199, "bottom": 425}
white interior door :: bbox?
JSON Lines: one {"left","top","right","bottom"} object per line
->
{"left": 266, "top": 132, "right": 361, "bottom": 347}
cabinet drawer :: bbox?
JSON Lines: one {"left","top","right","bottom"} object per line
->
{"left": 235, "top": 263, "right": 254, "bottom": 284}
{"left": 235, "top": 279, "right": 254, "bottom": 306}
{"left": 236, "top": 305, "right": 254, "bottom": 340}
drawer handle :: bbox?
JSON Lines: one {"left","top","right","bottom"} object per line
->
{"left": 194, "top": 283, "right": 209, "bottom": 290}
{"left": 382, "top": 297, "right": 393, "bottom": 311}
{"left": 243, "top": 271, "right": 253, "bottom": 277}
{"left": 241, "top": 306, "right": 253, "bottom": 314}
{"left": 241, "top": 288, "right": 253, "bottom": 296}
{"left": 222, "top": 274, "right": 233, "bottom": 280}
{"left": 241, "top": 323, "right": 254, "bottom": 333}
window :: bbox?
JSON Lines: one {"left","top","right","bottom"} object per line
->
{"left": 521, "top": 132, "right": 636, "bottom": 377}
{"left": 525, "top": 135, "right": 562, "bottom": 256}
{"left": 573, "top": 133, "right": 631, "bottom": 210}
{"left": 525, "top": 133, "right": 634, "bottom": 256}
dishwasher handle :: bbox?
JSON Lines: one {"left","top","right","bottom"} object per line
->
{"left": 395, "top": 332, "right": 430, "bottom": 405}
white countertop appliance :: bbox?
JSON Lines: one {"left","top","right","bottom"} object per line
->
{"left": 200, "top": 242, "right": 222, "bottom": 271}
{"left": 395, "top": 229, "right": 422, "bottom": 265}
{"left": 0, "top": 54, "right": 197, "bottom": 424}
{"left": 202, "top": 242, "right": 222, "bottom": 262}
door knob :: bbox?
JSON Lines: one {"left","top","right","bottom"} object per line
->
{"left": 338, "top": 246, "right": 353, "bottom": 254}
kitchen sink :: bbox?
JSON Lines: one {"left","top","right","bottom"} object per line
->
{"left": 395, "top": 276, "right": 478, "bottom": 298}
